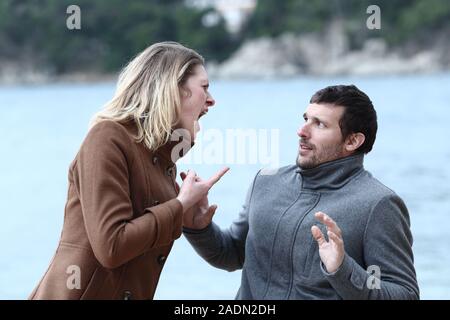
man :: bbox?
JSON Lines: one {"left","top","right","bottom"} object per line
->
{"left": 181, "top": 85, "right": 419, "bottom": 299}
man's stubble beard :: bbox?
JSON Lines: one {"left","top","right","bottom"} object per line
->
{"left": 296, "top": 142, "right": 345, "bottom": 169}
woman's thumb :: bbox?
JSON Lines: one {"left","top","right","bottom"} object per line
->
{"left": 206, "top": 204, "right": 218, "bottom": 221}
{"left": 185, "top": 170, "right": 196, "bottom": 181}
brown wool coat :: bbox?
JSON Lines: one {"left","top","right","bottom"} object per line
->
{"left": 29, "top": 120, "right": 183, "bottom": 300}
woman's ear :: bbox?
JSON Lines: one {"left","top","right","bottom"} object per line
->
{"left": 345, "top": 132, "right": 365, "bottom": 152}
{"left": 179, "top": 83, "right": 192, "bottom": 99}
{"left": 179, "top": 86, "right": 187, "bottom": 98}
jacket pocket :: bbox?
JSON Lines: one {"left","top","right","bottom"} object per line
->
{"left": 300, "top": 240, "right": 320, "bottom": 280}
{"left": 79, "top": 267, "right": 106, "bottom": 299}
{"left": 292, "top": 235, "right": 336, "bottom": 299}
{"left": 298, "top": 223, "right": 327, "bottom": 282}
{"left": 31, "top": 242, "right": 98, "bottom": 299}
{"left": 80, "top": 264, "right": 127, "bottom": 299}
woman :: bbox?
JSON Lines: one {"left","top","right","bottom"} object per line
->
{"left": 29, "top": 41, "right": 228, "bottom": 300}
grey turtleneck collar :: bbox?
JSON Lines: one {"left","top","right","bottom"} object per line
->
{"left": 296, "top": 154, "right": 365, "bottom": 191}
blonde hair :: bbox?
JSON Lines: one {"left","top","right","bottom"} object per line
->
{"left": 90, "top": 41, "right": 204, "bottom": 151}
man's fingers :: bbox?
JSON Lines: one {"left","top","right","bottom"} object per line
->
{"left": 311, "top": 225, "right": 326, "bottom": 246}
{"left": 328, "top": 231, "right": 343, "bottom": 246}
{"left": 206, "top": 167, "right": 230, "bottom": 188}
{"left": 315, "top": 211, "right": 342, "bottom": 236}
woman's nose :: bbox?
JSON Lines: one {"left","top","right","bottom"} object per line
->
{"left": 206, "top": 93, "right": 215, "bottom": 107}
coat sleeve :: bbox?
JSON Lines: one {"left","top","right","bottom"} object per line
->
{"left": 182, "top": 171, "right": 260, "bottom": 272}
{"left": 322, "top": 194, "right": 420, "bottom": 299}
{"left": 73, "top": 121, "right": 183, "bottom": 269}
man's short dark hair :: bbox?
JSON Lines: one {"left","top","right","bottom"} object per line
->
{"left": 310, "top": 85, "right": 378, "bottom": 154}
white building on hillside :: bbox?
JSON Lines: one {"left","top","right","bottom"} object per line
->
{"left": 186, "top": 0, "right": 257, "bottom": 33}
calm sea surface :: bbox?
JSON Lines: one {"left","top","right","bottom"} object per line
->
{"left": 1, "top": 74, "right": 449, "bottom": 299}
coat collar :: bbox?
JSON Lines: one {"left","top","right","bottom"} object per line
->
{"left": 296, "top": 154, "right": 365, "bottom": 191}
{"left": 121, "top": 119, "right": 193, "bottom": 167}
{"left": 155, "top": 139, "right": 185, "bottom": 167}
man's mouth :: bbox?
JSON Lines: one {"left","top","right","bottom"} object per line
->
{"left": 300, "top": 142, "right": 313, "bottom": 150}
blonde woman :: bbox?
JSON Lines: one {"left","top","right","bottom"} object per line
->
{"left": 29, "top": 42, "right": 228, "bottom": 300}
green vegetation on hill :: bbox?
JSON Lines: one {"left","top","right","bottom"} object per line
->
{"left": 241, "top": 0, "right": 450, "bottom": 49}
{"left": 0, "top": 0, "right": 237, "bottom": 73}
{"left": 0, "top": 0, "right": 449, "bottom": 75}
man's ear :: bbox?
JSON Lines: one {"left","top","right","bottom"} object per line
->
{"left": 345, "top": 132, "right": 365, "bottom": 152}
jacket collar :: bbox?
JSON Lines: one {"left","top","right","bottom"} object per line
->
{"left": 156, "top": 132, "right": 195, "bottom": 167}
{"left": 156, "top": 140, "right": 183, "bottom": 167}
{"left": 296, "top": 154, "right": 364, "bottom": 191}
{"left": 121, "top": 120, "right": 193, "bottom": 167}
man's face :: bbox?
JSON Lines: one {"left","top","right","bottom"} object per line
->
{"left": 296, "top": 103, "right": 348, "bottom": 169}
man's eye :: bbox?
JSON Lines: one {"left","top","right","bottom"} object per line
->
{"left": 318, "top": 122, "right": 325, "bottom": 128}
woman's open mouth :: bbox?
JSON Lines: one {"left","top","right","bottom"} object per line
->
{"left": 198, "top": 110, "right": 208, "bottom": 120}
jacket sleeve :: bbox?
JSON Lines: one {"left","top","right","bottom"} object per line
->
{"left": 182, "top": 171, "right": 260, "bottom": 272}
{"left": 322, "top": 194, "right": 420, "bottom": 299}
{"left": 74, "top": 121, "right": 183, "bottom": 269}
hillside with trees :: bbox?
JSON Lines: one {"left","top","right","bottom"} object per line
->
{"left": 0, "top": 0, "right": 449, "bottom": 80}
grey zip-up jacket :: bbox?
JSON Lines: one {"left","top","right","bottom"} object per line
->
{"left": 184, "top": 154, "right": 419, "bottom": 299}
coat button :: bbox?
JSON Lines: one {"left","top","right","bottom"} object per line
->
{"left": 166, "top": 166, "right": 174, "bottom": 177}
{"left": 157, "top": 254, "right": 167, "bottom": 265}
{"left": 153, "top": 200, "right": 160, "bottom": 206}
{"left": 152, "top": 156, "right": 158, "bottom": 165}
{"left": 123, "top": 290, "right": 132, "bottom": 300}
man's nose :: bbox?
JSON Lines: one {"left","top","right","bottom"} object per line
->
{"left": 297, "top": 124, "right": 309, "bottom": 138}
